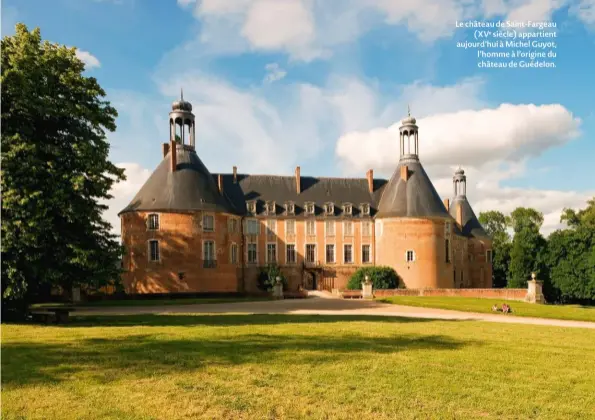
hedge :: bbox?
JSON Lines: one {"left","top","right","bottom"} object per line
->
{"left": 346, "top": 266, "right": 401, "bottom": 290}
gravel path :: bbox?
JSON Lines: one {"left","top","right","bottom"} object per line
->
{"left": 74, "top": 297, "right": 595, "bottom": 329}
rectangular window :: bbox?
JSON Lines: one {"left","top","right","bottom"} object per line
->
{"left": 246, "top": 219, "right": 260, "bottom": 235}
{"left": 445, "top": 239, "right": 451, "bottom": 263}
{"left": 286, "top": 244, "right": 296, "bottom": 264}
{"left": 305, "top": 203, "right": 315, "bottom": 215}
{"left": 486, "top": 250, "right": 493, "bottom": 263}
{"left": 203, "top": 240, "right": 216, "bottom": 268}
{"left": 406, "top": 250, "right": 415, "bottom": 262}
{"left": 445, "top": 222, "right": 451, "bottom": 236}
{"left": 230, "top": 243, "right": 238, "bottom": 264}
{"left": 306, "top": 219, "right": 316, "bottom": 236}
{"left": 343, "top": 221, "right": 353, "bottom": 236}
{"left": 147, "top": 214, "right": 159, "bottom": 230}
{"left": 203, "top": 214, "right": 214, "bottom": 232}
{"left": 286, "top": 219, "right": 296, "bottom": 235}
{"left": 362, "top": 244, "right": 371, "bottom": 264}
{"left": 344, "top": 244, "right": 353, "bottom": 264}
{"left": 267, "top": 243, "right": 277, "bottom": 263}
{"left": 326, "top": 244, "right": 335, "bottom": 263}
{"left": 247, "top": 243, "right": 257, "bottom": 264}
{"left": 148, "top": 240, "right": 159, "bottom": 262}
{"left": 228, "top": 218, "right": 238, "bottom": 234}
{"left": 306, "top": 244, "right": 316, "bottom": 263}
{"left": 325, "top": 220, "right": 335, "bottom": 236}
{"left": 361, "top": 221, "right": 371, "bottom": 236}
{"left": 266, "top": 219, "right": 277, "bottom": 237}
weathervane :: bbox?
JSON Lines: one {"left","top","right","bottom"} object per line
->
{"left": 407, "top": 104, "right": 411, "bottom": 117}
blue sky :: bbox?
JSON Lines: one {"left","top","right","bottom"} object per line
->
{"left": 2, "top": 0, "right": 594, "bottom": 234}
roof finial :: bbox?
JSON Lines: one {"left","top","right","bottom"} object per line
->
{"left": 181, "top": 87, "right": 184, "bottom": 101}
{"left": 407, "top": 104, "right": 411, "bottom": 117}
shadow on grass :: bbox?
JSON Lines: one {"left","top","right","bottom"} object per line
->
{"left": 2, "top": 314, "right": 476, "bottom": 387}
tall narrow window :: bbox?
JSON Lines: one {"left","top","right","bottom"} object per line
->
{"left": 362, "top": 244, "right": 371, "bottom": 264}
{"left": 343, "top": 221, "right": 353, "bottom": 237}
{"left": 460, "top": 270, "right": 464, "bottom": 287}
{"left": 203, "top": 241, "right": 216, "bottom": 268}
{"left": 344, "top": 244, "right": 353, "bottom": 264}
{"left": 325, "top": 220, "right": 335, "bottom": 236}
{"left": 306, "top": 219, "right": 316, "bottom": 236}
{"left": 203, "top": 214, "right": 214, "bottom": 232}
{"left": 147, "top": 214, "right": 159, "bottom": 230}
{"left": 230, "top": 243, "right": 238, "bottom": 264}
{"left": 486, "top": 250, "right": 493, "bottom": 263}
{"left": 246, "top": 219, "right": 259, "bottom": 235}
{"left": 326, "top": 244, "right": 335, "bottom": 263}
{"left": 445, "top": 239, "right": 451, "bottom": 263}
{"left": 406, "top": 250, "right": 415, "bottom": 262}
{"left": 148, "top": 240, "right": 159, "bottom": 262}
{"left": 266, "top": 219, "right": 277, "bottom": 238}
{"left": 267, "top": 243, "right": 277, "bottom": 263}
{"left": 286, "top": 219, "right": 296, "bottom": 235}
{"left": 286, "top": 244, "right": 296, "bottom": 264}
{"left": 228, "top": 218, "right": 238, "bottom": 233}
{"left": 247, "top": 243, "right": 257, "bottom": 264}
{"left": 306, "top": 244, "right": 316, "bottom": 263}
{"left": 361, "top": 221, "right": 371, "bottom": 236}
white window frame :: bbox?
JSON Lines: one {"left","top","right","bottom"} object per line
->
{"left": 343, "top": 220, "right": 354, "bottom": 237}
{"left": 202, "top": 213, "right": 215, "bottom": 232}
{"left": 360, "top": 203, "right": 370, "bottom": 216}
{"left": 247, "top": 242, "right": 258, "bottom": 264}
{"left": 285, "top": 201, "right": 295, "bottom": 215}
{"left": 247, "top": 200, "right": 256, "bottom": 214}
{"left": 344, "top": 243, "right": 354, "bottom": 264}
{"left": 343, "top": 203, "right": 352, "bottom": 216}
{"left": 306, "top": 219, "right": 316, "bottom": 236}
{"left": 325, "top": 244, "right": 336, "bottom": 264}
{"left": 245, "top": 218, "right": 260, "bottom": 235}
{"left": 286, "top": 243, "right": 296, "bottom": 264}
{"left": 148, "top": 239, "right": 160, "bottom": 262}
{"left": 147, "top": 213, "right": 160, "bottom": 231}
{"left": 230, "top": 243, "right": 238, "bottom": 264}
{"left": 305, "top": 243, "right": 316, "bottom": 264}
{"left": 228, "top": 218, "right": 238, "bottom": 234}
{"left": 361, "top": 220, "right": 371, "bottom": 237}
{"left": 305, "top": 202, "right": 315, "bottom": 215}
{"left": 324, "top": 202, "right": 334, "bottom": 215}
{"left": 266, "top": 219, "right": 277, "bottom": 238}
{"left": 285, "top": 219, "right": 296, "bottom": 236}
{"left": 265, "top": 201, "right": 276, "bottom": 215}
{"left": 266, "top": 242, "right": 277, "bottom": 263}
{"left": 325, "top": 220, "right": 335, "bottom": 237}
{"left": 203, "top": 240, "right": 216, "bottom": 261}
{"left": 445, "top": 221, "right": 452, "bottom": 236}
{"left": 406, "top": 249, "right": 416, "bottom": 263}
{"left": 362, "top": 244, "right": 372, "bottom": 264}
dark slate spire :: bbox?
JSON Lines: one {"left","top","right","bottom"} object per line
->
{"left": 449, "top": 168, "right": 489, "bottom": 239}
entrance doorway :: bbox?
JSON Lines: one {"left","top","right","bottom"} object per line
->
{"left": 312, "top": 273, "right": 318, "bottom": 290}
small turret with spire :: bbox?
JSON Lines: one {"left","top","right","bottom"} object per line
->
{"left": 399, "top": 105, "right": 419, "bottom": 162}
{"left": 169, "top": 88, "right": 195, "bottom": 148}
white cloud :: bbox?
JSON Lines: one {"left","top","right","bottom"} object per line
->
{"left": 75, "top": 49, "right": 101, "bottom": 69}
{"left": 263, "top": 63, "right": 287, "bottom": 83}
{"left": 571, "top": 0, "right": 595, "bottom": 26}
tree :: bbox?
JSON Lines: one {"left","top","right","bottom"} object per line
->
{"left": 507, "top": 207, "right": 547, "bottom": 289}
{"left": 479, "top": 210, "right": 511, "bottom": 287}
{"left": 1, "top": 24, "right": 125, "bottom": 315}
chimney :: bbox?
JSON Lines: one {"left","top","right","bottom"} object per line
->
{"left": 456, "top": 202, "right": 463, "bottom": 228}
{"left": 218, "top": 174, "right": 223, "bottom": 194}
{"left": 162, "top": 143, "right": 170, "bottom": 158}
{"left": 400, "top": 165, "right": 409, "bottom": 181}
{"left": 366, "top": 169, "right": 374, "bottom": 193}
{"left": 295, "top": 166, "right": 301, "bottom": 194}
{"left": 443, "top": 198, "right": 450, "bottom": 211}
{"left": 170, "top": 140, "right": 177, "bottom": 172}
{"left": 233, "top": 166, "right": 238, "bottom": 184}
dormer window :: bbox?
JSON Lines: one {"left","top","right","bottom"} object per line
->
{"left": 324, "top": 202, "right": 334, "bottom": 215}
{"left": 285, "top": 201, "right": 295, "bottom": 215}
{"left": 265, "top": 201, "right": 276, "bottom": 215}
{"left": 360, "top": 203, "right": 370, "bottom": 216}
{"left": 247, "top": 200, "right": 256, "bottom": 214}
{"left": 343, "top": 203, "right": 352, "bottom": 216}
{"left": 305, "top": 202, "right": 315, "bottom": 215}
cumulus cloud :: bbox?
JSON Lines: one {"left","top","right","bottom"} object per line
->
{"left": 75, "top": 49, "right": 101, "bottom": 69}
{"left": 263, "top": 63, "right": 287, "bottom": 84}
{"left": 571, "top": 0, "right": 595, "bottom": 26}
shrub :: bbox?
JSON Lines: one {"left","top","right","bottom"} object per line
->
{"left": 346, "top": 266, "right": 401, "bottom": 290}
{"left": 257, "top": 264, "right": 288, "bottom": 291}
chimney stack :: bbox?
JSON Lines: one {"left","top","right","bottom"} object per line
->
{"left": 295, "top": 166, "right": 301, "bottom": 194}
{"left": 233, "top": 166, "right": 238, "bottom": 184}
{"left": 170, "top": 140, "right": 177, "bottom": 172}
{"left": 366, "top": 169, "right": 374, "bottom": 193}
{"left": 218, "top": 174, "right": 223, "bottom": 194}
{"left": 400, "top": 165, "right": 409, "bottom": 181}
{"left": 443, "top": 198, "right": 450, "bottom": 211}
{"left": 456, "top": 202, "right": 463, "bottom": 228}
{"left": 162, "top": 143, "right": 170, "bottom": 158}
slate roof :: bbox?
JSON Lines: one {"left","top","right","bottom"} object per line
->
{"left": 119, "top": 145, "right": 236, "bottom": 214}
{"left": 449, "top": 197, "right": 490, "bottom": 239}
{"left": 376, "top": 159, "right": 451, "bottom": 219}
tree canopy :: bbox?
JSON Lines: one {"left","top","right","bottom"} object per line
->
{"left": 1, "top": 24, "right": 125, "bottom": 311}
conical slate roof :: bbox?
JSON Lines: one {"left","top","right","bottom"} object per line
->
{"left": 119, "top": 145, "right": 236, "bottom": 214}
{"left": 376, "top": 159, "right": 450, "bottom": 219}
{"left": 449, "top": 196, "right": 490, "bottom": 239}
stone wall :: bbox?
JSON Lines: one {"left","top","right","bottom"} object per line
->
{"left": 374, "top": 288, "right": 528, "bottom": 301}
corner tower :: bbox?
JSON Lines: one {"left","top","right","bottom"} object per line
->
{"left": 375, "top": 110, "right": 454, "bottom": 288}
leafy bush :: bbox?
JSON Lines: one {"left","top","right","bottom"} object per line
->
{"left": 346, "top": 266, "right": 401, "bottom": 290}
{"left": 257, "top": 264, "right": 288, "bottom": 291}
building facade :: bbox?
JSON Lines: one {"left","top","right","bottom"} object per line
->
{"left": 119, "top": 96, "right": 493, "bottom": 294}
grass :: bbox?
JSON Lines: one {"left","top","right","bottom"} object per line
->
{"left": 3, "top": 314, "right": 595, "bottom": 419}
{"left": 30, "top": 296, "right": 272, "bottom": 309}
{"left": 378, "top": 296, "right": 595, "bottom": 323}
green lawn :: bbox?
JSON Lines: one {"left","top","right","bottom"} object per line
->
{"left": 3, "top": 314, "right": 595, "bottom": 419}
{"left": 31, "top": 296, "right": 271, "bottom": 309}
{"left": 378, "top": 296, "right": 595, "bottom": 323}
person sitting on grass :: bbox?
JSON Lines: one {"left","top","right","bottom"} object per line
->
{"left": 492, "top": 304, "right": 500, "bottom": 312}
{"left": 502, "top": 303, "right": 511, "bottom": 314}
